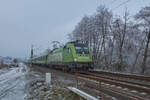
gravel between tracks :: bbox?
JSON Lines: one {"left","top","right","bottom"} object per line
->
{"left": 25, "top": 65, "right": 77, "bottom": 100}
{"left": 25, "top": 65, "right": 147, "bottom": 100}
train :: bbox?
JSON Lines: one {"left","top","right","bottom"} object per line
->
{"left": 31, "top": 41, "right": 93, "bottom": 71}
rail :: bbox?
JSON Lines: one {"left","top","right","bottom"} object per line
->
{"left": 75, "top": 73, "right": 149, "bottom": 100}
{"left": 90, "top": 70, "right": 150, "bottom": 82}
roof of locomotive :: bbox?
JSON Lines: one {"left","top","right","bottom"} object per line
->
{"left": 66, "top": 40, "right": 81, "bottom": 44}
{"left": 66, "top": 40, "right": 88, "bottom": 46}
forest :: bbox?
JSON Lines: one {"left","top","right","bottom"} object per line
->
{"left": 68, "top": 5, "right": 150, "bottom": 75}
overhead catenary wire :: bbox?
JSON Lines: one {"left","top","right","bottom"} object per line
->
{"left": 97, "top": 0, "right": 131, "bottom": 11}
{"left": 111, "top": 0, "right": 132, "bottom": 10}
{"left": 110, "top": 0, "right": 118, "bottom": 5}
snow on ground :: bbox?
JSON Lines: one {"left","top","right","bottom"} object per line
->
{"left": 0, "top": 56, "right": 14, "bottom": 65}
{"left": 0, "top": 63, "right": 28, "bottom": 100}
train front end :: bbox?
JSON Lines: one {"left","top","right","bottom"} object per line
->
{"left": 72, "top": 42, "right": 93, "bottom": 70}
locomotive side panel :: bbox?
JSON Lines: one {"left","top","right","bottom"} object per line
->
{"left": 63, "top": 44, "right": 74, "bottom": 62}
{"left": 47, "top": 48, "right": 63, "bottom": 64}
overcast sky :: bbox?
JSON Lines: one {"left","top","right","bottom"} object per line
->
{"left": 0, "top": 0, "right": 150, "bottom": 58}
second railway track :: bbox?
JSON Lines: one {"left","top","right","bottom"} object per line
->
{"left": 80, "top": 70, "right": 150, "bottom": 88}
{"left": 76, "top": 70, "right": 150, "bottom": 100}
{"left": 89, "top": 70, "right": 150, "bottom": 82}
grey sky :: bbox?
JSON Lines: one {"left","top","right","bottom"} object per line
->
{"left": 0, "top": 0, "right": 149, "bottom": 58}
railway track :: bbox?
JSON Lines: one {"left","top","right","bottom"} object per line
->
{"left": 89, "top": 70, "right": 150, "bottom": 82}
{"left": 80, "top": 70, "right": 150, "bottom": 88}
{"left": 30, "top": 64, "right": 150, "bottom": 100}
{"left": 76, "top": 70, "right": 150, "bottom": 100}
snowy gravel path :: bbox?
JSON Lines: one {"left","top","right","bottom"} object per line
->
{"left": 0, "top": 63, "right": 28, "bottom": 100}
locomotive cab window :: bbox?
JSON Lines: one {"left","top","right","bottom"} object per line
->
{"left": 75, "top": 44, "right": 89, "bottom": 54}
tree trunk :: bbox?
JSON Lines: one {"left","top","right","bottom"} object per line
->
{"left": 141, "top": 30, "right": 150, "bottom": 74}
{"left": 131, "top": 37, "right": 145, "bottom": 73}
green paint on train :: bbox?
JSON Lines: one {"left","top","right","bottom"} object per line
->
{"left": 31, "top": 41, "right": 93, "bottom": 70}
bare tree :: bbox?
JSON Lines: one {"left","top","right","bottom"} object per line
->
{"left": 0, "top": 59, "right": 4, "bottom": 65}
{"left": 108, "top": 23, "right": 116, "bottom": 69}
{"left": 141, "top": 30, "right": 150, "bottom": 74}
{"left": 135, "top": 6, "right": 150, "bottom": 74}
{"left": 112, "top": 10, "right": 129, "bottom": 71}
{"left": 130, "top": 31, "right": 146, "bottom": 73}
{"left": 68, "top": 5, "right": 150, "bottom": 74}
{"left": 52, "top": 41, "right": 60, "bottom": 49}
{"left": 45, "top": 48, "right": 51, "bottom": 53}
{"left": 92, "top": 6, "right": 112, "bottom": 66}
{"left": 13, "top": 58, "right": 18, "bottom": 64}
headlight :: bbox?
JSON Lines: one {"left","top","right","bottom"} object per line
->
{"left": 74, "top": 58, "right": 77, "bottom": 62}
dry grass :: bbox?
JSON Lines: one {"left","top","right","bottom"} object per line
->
{"left": 0, "top": 65, "right": 8, "bottom": 69}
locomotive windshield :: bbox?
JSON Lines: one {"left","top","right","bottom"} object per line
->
{"left": 74, "top": 44, "right": 89, "bottom": 54}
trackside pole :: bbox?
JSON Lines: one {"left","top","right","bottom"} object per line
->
{"left": 75, "top": 72, "right": 78, "bottom": 88}
{"left": 46, "top": 73, "right": 51, "bottom": 85}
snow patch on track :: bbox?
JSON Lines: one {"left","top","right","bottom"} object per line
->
{"left": 0, "top": 63, "right": 28, "bottom": 100}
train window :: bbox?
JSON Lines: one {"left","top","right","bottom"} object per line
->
{"left": 68, "top": 48, "right": 71, "bottom": 53}
{"left": 75, "top": 47, "right": 82, "bottom": 54}
{"left": 76, "top": 47, "right": 82, "bottom": 50}
{"left": 75, "top": 44, "right": 89, "bottom": 54}
{"left": 83, "top": 47, "right": 89, "bottom": 54}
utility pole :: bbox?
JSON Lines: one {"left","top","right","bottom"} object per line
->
{"left": 30, "top": 45, "right": 34, "bottom": 66}
{"left": 31, "top": 45, "right": 33, "bottom": 59}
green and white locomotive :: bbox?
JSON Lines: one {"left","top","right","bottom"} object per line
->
{"left": 31, "top": 41, "right": 93, "bottom": 71}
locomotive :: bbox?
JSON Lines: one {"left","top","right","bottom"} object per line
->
{"left": 31, "top": 41, "right": 93, "bottom": 71}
